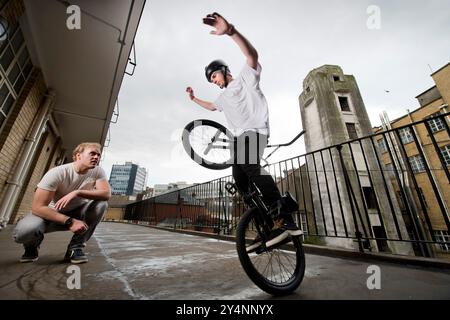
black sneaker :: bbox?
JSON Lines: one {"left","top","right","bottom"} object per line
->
{"left": 265, "top": 217, "right": 303, "bottom": 248}
{"left": 64, "top": 248, "right": 88, "bottom": 264}
{"left": 246, "top": 234, "right": 262, "bottom": 253}
{"left": 20, "top": 246, "right": 39, "bottom": 263}
{"left": 266, "top": 227, "right": 289, "bottom": 248}
{"left": 282, "top": 221, "right": 303, "bottom": 236}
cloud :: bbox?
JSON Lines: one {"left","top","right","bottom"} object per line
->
{"left": 101, "top": 0, "right": 450, "bottom": 187}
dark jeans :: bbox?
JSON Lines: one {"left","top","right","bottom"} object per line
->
{"left": 232, "top": 131, "right": 281, "bottom": 207}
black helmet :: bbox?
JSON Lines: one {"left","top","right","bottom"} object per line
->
{"left": 205, "top": 60, "right": 229, "bottom": 83}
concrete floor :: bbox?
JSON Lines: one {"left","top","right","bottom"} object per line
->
{"left": 0, "top": 222, "right": 449, "bottom": 300}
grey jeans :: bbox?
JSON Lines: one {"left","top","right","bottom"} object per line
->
{"left": 13, "top": 200, "right": 108, "bottom": 250}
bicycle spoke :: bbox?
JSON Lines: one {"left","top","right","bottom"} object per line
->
{"left": 189, "top": 125, "right": 232, "bottom": 164}
{"left": 236, "top": 205, "right": 305, "bottom": 294}
{"left": 247, "top": 234, "right": 298, "bottom": 284}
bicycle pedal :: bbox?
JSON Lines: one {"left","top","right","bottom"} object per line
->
{"left": 225, "top": 182, "right": 237, "bottom": 195}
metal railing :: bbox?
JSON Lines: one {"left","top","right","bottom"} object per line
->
{"left": 124, "top": 112, "right": 450, "bottom": 258}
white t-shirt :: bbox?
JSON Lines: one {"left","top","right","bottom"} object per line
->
{"left": 37, "top": 163, "right": 108, "bottom": 213}
{"left": 213, "top": 62, "right": 270, "bottom": 137}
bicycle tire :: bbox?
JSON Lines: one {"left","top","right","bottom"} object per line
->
{"left": 182, "top": 119, "right": 234, "bottom": 170}
{"left": 236, "top": 208, "right": 305, "bottom": 295}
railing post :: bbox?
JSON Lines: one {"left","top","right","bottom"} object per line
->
{"left": 337, "top": 144, "right": 365, "bottom": 253}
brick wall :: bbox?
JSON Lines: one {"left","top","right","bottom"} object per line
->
{"left": 432, "top": 63, "right": 450, "bottom": 105}
{"left": 11, "top": 128, "right": 62, "bottom": 223}
{"left": 104, "top": 207, "right": 126, "bottom": 221}
{"left": 0, "top": 70, "right": 45, "bottom": 202}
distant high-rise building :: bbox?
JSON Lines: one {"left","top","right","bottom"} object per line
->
{"left": 109, "top": 162, "right": 147, "bottom": 196}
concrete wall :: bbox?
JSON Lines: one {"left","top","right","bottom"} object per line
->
{"left": 416, "top": 86, "right": 441, "bottom": 107}
{"left": 431, "top": 63, "right": 450, "bottom": 105}
{"left": 104, "top": 207, "right": 125, "bottom": 221}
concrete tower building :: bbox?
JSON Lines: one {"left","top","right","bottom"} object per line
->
{"left": 299, "top": 65, "right": 413, "bottom": 254}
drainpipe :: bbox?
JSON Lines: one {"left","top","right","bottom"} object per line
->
{"left": 380, "top": 111, "right": 428, "bottom": 256}
{"left": 48, "top": 114, "right": 60, "bottom": 138}
{"left": 0, "top": 90, "right": 56, "bottom": 229}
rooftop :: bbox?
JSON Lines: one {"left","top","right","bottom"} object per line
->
{"left": 1, "top": 222, "right": 449, "bottom": 299}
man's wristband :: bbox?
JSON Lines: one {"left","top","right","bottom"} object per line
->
{"left": 226, "top": 24, "right": 235, "bottom": 36}
{"left": 64, "top": 217, "right": 73, "bottom": 227}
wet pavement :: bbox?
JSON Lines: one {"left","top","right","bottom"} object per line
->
{"left": 0, "top": 222, "right": 449, "bottom": 300}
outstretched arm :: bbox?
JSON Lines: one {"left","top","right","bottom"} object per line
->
{"left": 186, "top": 87, "right": 216, "bottom": 111}
{"left": 203, "top": 12, "right": 258, "bottom": 70}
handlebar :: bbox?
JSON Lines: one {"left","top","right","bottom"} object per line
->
{"left": 266, "top": 130, "right": 305, "bottom": 148}
{"left": 263, "top": 130, "right": 305, "bottom": 166}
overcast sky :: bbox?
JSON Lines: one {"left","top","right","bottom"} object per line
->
{"left": 99, "top": 0, "right": 450, "bottom": 188}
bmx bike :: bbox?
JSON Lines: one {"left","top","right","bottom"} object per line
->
{"left": 182, "top": 119, "right": 306, "bottom": 295}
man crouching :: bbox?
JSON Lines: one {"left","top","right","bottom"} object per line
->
{"left": 13, "top": 142, "right": 111, "bottom": 264}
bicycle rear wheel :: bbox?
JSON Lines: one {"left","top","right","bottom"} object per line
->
{"left": 182, "top": 119, "right": 234, "bottom": 170}
{"left": 236, "top": 208, "right": 305, "bottom": 295}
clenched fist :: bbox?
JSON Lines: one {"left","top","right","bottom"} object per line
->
{"left": 186, "top": 87, "right": 195, "bottom": 100}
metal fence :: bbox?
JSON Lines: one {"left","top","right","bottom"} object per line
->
{"left": 124, "top": 112, "right": 450, "bottom": 258}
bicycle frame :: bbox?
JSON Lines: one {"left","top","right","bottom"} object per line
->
{"left": 222, "top": 130, "right": 306, "bottom": 237}
{"left": 226, "top": 181, "right": 273, "bottom": 243}
{"left": 205, "top": 130, "right": 306, "bottom": 166}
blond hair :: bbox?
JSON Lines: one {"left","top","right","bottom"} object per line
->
{"left": 72, "top": 142, "right": 102, "bottom": 161}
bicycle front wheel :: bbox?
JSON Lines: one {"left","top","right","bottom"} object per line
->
{"left": 236, "top": 208, "right": 305, "bottom": 296}
{"left": 182, "top": 119, "right": 234, "bottom": 170}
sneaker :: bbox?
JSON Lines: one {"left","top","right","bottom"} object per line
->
{"left": 64, "top": 248, "right": 88, "bottom": 264}
{"left": 247, "top": 230, "right": 289, "bottom": 252}
{"left": 282, "top": 221, "right": 303, "bottom": 236}
{"left": 266, "top": 227, "right": 289, "bottom": 248}
{"left": 276, "top": 215, "right": 303, "bottom": 236}
{"left": 20, "top": 246, "right": 39, "bottom": 263}
{"left": 246, "top": 235, "right": 262, "bottom": 253}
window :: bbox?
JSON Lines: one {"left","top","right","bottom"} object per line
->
{"left": 377, "top": 138, "right": 387, "bottom": 153}
{"left": 299, "top": 212, "right": 308, "bottom": 236}
{"left": 440, "top": 145, "right": 450, "bottom": 166}
{"left": 427, "top": 112, "right": 445, "bottom": 133}
{"left": 362, "top": 187, "right": 377, "bottom": 210}
{"left": 434, "top": 230, "right": 450, "bottom": 252}
{"left": 408, "top": 154, "right": 426, "bottom": 173}
{"left": 372, "top": 226, "right": 388, "bottom": 252}
{"left": 332, "top": 75, "right": 340, "bottom": 82}
{"left": 338, "top": 96, "right": 350, "bottom": 112}
{"left": 0, "top": 46, "right": 13, "bottom": 70}
{"left": 398, "top": 127, "right": 414, "bottom": 144}
{"left": 346, "top": 123, "right": 358, "bottom": 140}
{"left": 0, "top": 25, "right": 33, "bottom": 133}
